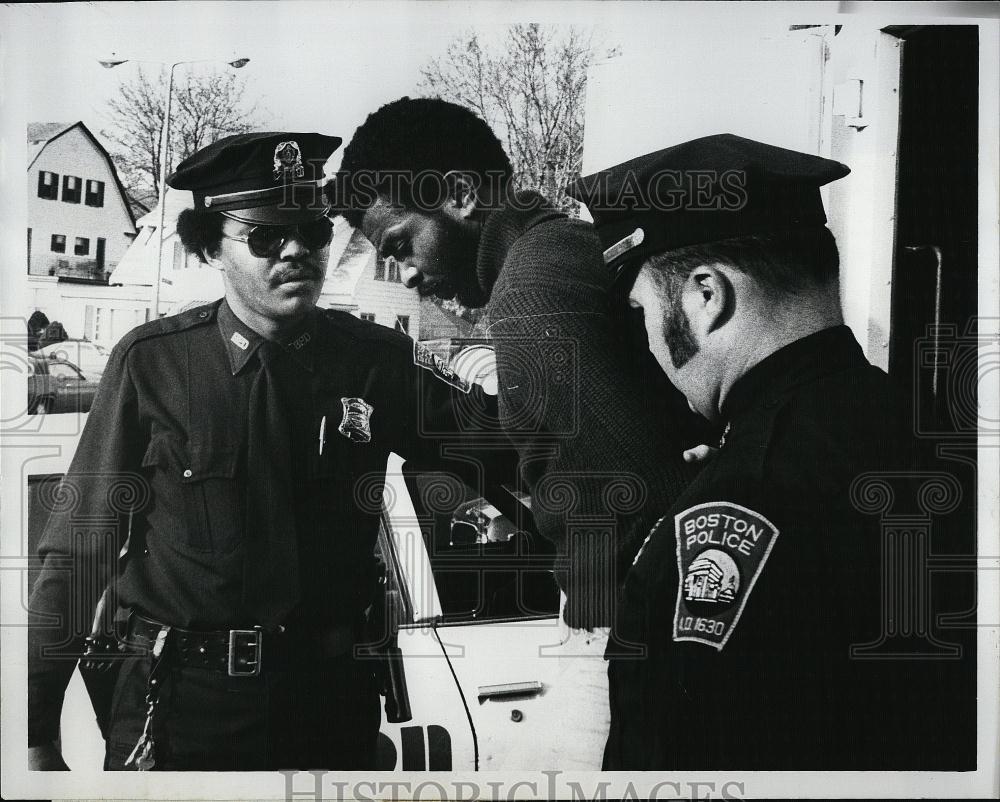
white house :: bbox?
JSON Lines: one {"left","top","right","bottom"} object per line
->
{"left": 27, "top": 122, "right": 136, "bottom": 281}
{"left": 325, "top": 218, "right": 422, "bottom": 336}
{"left": 26, "top": 121, "right": 148, "bottom": 346}
{"left": 108, "top": 187, "right": 224, "bottom": 315}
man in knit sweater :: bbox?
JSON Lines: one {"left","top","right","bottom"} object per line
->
{"left": 332, "top": 97, "right": 699, "bottom": 633}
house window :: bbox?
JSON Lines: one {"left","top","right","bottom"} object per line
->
{"left": 374, "top": 256, "right": 386, "bottom": 281}
{"left": 85, "top": 179, "right": 105, "bottom": 207}
{"left": 387, "top": 259, "right": 401, "bottom": 282}
{"left": 394, "top": 315, "right": 410, "bottom": 335}
{"left": 360, "top": 313, "right": 376, "bottom": 323}
{"left": 75, "top": 237, "right": 90, "bottom": 256}
{"left": 51, "top": 234, "right": 66, "bottom": 253}
{"left": 173, "top": 241, "right": 184, "bottom": 271}
{"left": 38, "top": 171, "right": 59, "bottom": 200}
{"left": 62, "top": 175, "right": 82, "bottom": 203}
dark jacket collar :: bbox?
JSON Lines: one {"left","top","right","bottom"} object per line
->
{"left": 216, "top": 298, "right": 316, "bottom": 375}
{"left": 476, "top": 190, "right": 565, "bottom": 299}
{"left": 721, "top": 325, "right": 869, "bottom": 421}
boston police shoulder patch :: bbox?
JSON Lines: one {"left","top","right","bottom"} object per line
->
{"left": 672, "top": 501, "right": 779, "bottom": 651}
{"left": 413, "top": 341, "right": 471, "bottom": 394}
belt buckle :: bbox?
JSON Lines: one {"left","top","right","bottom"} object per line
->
{"left": 228, "top": 628, "right": 262, "bottom": 677}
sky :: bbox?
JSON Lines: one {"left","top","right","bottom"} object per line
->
{"left": 0, "top": 1, "right": 858, "bottom": 166}
{"left": 5, "top": 1, "right": 475, "bottom": 160}
{"left": 4, "top": 1, "right": 992, "bottom": 169}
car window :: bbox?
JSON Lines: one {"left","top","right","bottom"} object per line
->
{"left": 47, "top": 361, "right": 83, "bottom": 381}
{"left": 403, "top": 470, "right": 560, "bottom": 622}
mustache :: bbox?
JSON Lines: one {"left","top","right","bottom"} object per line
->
{"left": 272, "top": 260, "right": 323, "bottom": 284}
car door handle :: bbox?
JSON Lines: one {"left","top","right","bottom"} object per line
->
{"left": 477, "top": 681, "right": 543, "bottom": 702}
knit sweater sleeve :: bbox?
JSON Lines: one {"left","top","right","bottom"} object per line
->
{"left": 486, "top": 216, "right": 692, "bottom": 628}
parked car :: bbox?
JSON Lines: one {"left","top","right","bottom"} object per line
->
{"left": 37, "top": 340, "right": 110, "bottom": 382}
{"left": 28, "top": 356, "right": 99, "bottom": 415}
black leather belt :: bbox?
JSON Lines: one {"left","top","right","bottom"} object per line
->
{"left": 123, "top": 613, "right": 356, "bottom": 677}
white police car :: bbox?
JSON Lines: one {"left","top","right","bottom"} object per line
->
{"left": 369, "top": 454, "right": 609, "bottom": 771}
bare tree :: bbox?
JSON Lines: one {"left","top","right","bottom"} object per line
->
{"left": 102, "top": 67, "right": 262, "bottom": 207}
{"left": 419, "top": 24, "right": 596, "bottom": 214}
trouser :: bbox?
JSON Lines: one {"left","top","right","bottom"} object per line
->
{"left": 104, "top": 651, "right": 380, "bottom": 770}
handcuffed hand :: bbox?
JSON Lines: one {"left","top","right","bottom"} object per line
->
{"left": 683, "top": 444, "right": 719, "bottom": 464}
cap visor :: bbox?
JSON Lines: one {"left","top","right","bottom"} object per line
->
{"left": 208, "top": 182, "right": 329, "bottom": 224}
{"left": 223, "top": 203, "right": 330, "bottom": 225}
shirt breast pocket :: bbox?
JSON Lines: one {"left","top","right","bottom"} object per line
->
{"left": 141, "top": 436, "right": 242, "bottom": 553}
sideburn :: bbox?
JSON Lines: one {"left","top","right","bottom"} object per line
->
{"left": 664, "top": 297, "right": 699, "bottom": 368}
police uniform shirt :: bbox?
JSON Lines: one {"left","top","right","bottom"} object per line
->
{"left": 28, "top": 299, "right": 499, "bottom": 746}
{"left": 604, "top": 326, "right": 976, "bottom": 770}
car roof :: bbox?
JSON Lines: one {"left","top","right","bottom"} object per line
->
{"left": 30, "top": 354, "right": 84, "bottom": 371}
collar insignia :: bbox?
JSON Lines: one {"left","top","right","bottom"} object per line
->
{"left": 273, "top": 140, "right": 305, "bottom": 181}
{"left": 230, "top": 332, "right": 249, "bottom": 351}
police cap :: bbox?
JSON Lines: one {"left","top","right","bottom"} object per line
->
{"left": 566, "top": 133, "right": 850, "bottom": 286}
{"left": 168, "top": 132, "right": 342, "bottom": 224}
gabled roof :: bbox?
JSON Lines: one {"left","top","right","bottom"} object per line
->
{"left": 324, "top": 220, "right": 373, "bottom": 302}
{"left": 27, "top": 121, "right": 137, "bottom": 229}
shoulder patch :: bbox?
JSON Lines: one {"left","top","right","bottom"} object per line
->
{"left": 672, "top": 501, "right": 779, "bottom": 651}
{"left": 413, "top": 341, "right": 470, "bottom": 394}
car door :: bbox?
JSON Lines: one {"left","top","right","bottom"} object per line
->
{"left": 376, "top": 454, "right": 609, "bottom": 770}
{"left": 372, "top": 455, "right": 478, "bottom": 770}
{"left": 45, "top": 360, "right": 97, "bottom": 414}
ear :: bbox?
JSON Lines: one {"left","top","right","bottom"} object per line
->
{"left": 202, "top": 244, "right": 225, "bottom": 271}
{"left": 442, "top": 170, "right": 479, "bottom": 219}
{"left": 686, "top": 265, "right": 733, "bottom": 334}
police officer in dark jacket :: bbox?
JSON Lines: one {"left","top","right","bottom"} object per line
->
{"left": 569, "top": 134, "right": 976, "bottom": 769}
{"left": 28, "top": 132, "right": 503, "bottom": 771}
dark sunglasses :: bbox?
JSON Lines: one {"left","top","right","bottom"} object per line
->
{"left": 222, "top": 217, "right": 334, "bottom": 258}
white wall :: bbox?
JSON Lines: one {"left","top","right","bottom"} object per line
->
{"left": 822, "top": 29, "right": 903, "bottom": 370}
{"left": 28, "top": 275, "right": 150, "bottom": 346}
{"left": 27, "top": 126, "right": 135, "bottom": 279}
{"left": 349, "top": 249, "right": 422, "bottom": 336}
{"left": 582, "top": 26, "right": 828, "bottom": 176}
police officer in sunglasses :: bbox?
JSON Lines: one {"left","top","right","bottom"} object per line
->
{"left": 28, "top": 132, "right": 508, "bottom": 771}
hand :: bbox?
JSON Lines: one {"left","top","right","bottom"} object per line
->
{"left": 28, "top": 742, "right": 70, "bottom": 771}
{"left": 683, "top": 444, "right": 719, "bottom": 464}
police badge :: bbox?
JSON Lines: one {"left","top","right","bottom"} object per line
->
{"left": 338, "top": 397, "right": 374, "bottom": 443}
{"left": 273, "top": 140, "right": 305, "bottom": 180}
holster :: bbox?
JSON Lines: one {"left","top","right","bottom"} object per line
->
{"left": 78, "top": 585, "right": 125, "bottom": 740}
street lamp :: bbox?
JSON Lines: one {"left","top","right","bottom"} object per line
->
{"left": 100, "top": 55, "right": 250, "bottom": 318}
